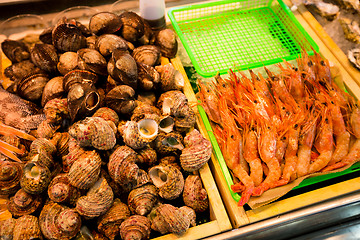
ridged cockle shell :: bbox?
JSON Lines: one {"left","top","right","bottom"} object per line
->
{"left": 68, "top": 117, "right": 116, "bottom": 150}
{"left": 97, "top": 198, "right": 130, "bottom": 240}
{"left": 155, "top": 63, "right": 184, "bottom": 92}
{"left": 149, "top": 203, "right": 191, "bottom": 235}
{"left": 119, "top": 215, "right": 151, "bottom": 240}
{"left": 183, "top": 175, "right": 209, "bottom": 212}
{"left": 155, "top": 28, "right": 178, "bottom": 58}
{"left": 76, "top": 177, "right": 114, "bottom": 219}
{"left": 13, "top": 215, "right": 43, "bottom": 240}
{"left": 120, "top": 119, "right": 158, "bottom": 150}
{"left": 128, "top": 184, "right": 158, "bottom": 216}
{"left": 136, "top": 146, "right": 157, "bottom": 167}
{"left": 131, "top": 102, "right": 161, "bottom": 123}
{"left": 39, "top": 201, "right": 81, "bottom": 240}
{"left": 7, "top": 189, "right": 42, "bottom": 217}
{"left": 149, "top": 164, "right": 184, "bottom": 200}
{"left": 28, "top": 138, "right": 56, "bottom": 170}
{"left": 132, "top": 45, "right": 161, "bottom": 67}
{"left": 30, "top": 43, "right": 59, "bottom": 73}
{"left": 157, "top": 90, "right": 189, "bottom": 117}
{"left": 180, "top": 206, "right": 196, "bottom": 227}
{"left": 175, "top": 108, "right": 196, "bottom": 133}
{"left": 180, "top": 129, "right": 212, "bottom": 172}
{"left": 108, "top": 145, "right": 139, "bottom": 191}
{"left": 0, "top": 161, "right": 23, "bottom": 195}
{"left": 20, "top": 162, "right": 51, "bottom": 195}
{"left": 68, "top": 150, "right": 101, "bottom": 189}
{"left": 48, "top": 173, "right": 81, "bottom": 205}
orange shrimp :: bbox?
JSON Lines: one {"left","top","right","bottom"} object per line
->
{"left": 308, "top": 109, "right": 334, "bottom": 174}
{"left": 312, "top": 51, "right": 332, "bottom": 85}
{"left": 197, "top": 80, "right": 222, "bottom": 124}
{"left": 243, "top": 128, "right": 263, "bottom": 187}
{"left": 296, "top": 110, "right": 317, "bottom": 177}
{"left": 252, "top": 122, "right": 281, "bottom": 196}
{"left": 277, "top": 62, "right": 305, "bottom": 102}
{"left": 297, "top": 49, "right": 316, "bottom": 83}
{"left": 328, "top": 101, "right": 350, "bottom": 165}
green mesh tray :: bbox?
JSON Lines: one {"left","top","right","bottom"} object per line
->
{"left": 168, "top": 0, "right": 319, "bottom": 77}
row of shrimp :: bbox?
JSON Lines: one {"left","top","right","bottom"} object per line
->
{"left": 197, "top": 50, "right": 360, "bottom": 206}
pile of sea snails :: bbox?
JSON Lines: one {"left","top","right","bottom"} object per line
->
{"left": 0, "top": 10, "right": 213, "bottom": 240}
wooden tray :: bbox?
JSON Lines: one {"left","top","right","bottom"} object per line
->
{"left": 177, "top": 0, "right": 360, "bottom": 228}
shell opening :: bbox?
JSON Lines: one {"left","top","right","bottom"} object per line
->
{"left": 30, "top": 165, "right": 40, "bottom": 178}
{"left": 138, "top": 119, "right": 158, "bottom": 139}
{"left": 159, "top": 116, "right": 174, "bottom": 133}
{"left": 85, "top": 91, "right": 100, "bottom": 111}
{"left": 162, "top": 137, "right": 184, "bottom": 150}
{"left": 162, "top": 98, "right": 173, "bottom": 115}
{"left": 149, "top": 168, "right": 167, "bottom": 187}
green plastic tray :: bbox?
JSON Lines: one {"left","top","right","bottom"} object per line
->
{"left": 168, "top": 0, "right": 319, "bottom": 77}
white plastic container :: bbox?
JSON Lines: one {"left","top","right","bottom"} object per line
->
{"left": 139, "top": 0, "right": 166, "bottom": 29}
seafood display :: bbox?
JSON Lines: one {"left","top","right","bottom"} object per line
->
{"left": 198, "top": 50, "right": 360, "bottom": 206}
{"left": 0, "top": 9, "right": 212, "bottom": 240}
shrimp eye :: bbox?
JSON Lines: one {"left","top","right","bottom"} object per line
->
{"left": 320, "top": 60, "right": 325, "bottom": 66}
{"left": 254, "top": 100, "right": 258, "bottom": 103}
{"left": 308, "top": 61, "right": 313, "bottom": 67}
{"left": 231, "top": 135, "right": 234, "bottom": 139}
{"left": 206, "top": 89, "right": 210, "bottom": 93}
{"left": 282, "top": 136, "right": 287, "bottom": 140}
{"left": 294, "top": 67, "right": 298, "bottom": 71}
{"left": 282, "top": 107, "right": 286, "bottom": 110}
{"left": 294, "top": 124, "right": 298, "bottom": 128}
{"left": 302, "top": 73, "right": 306, "bottom": 78}
{"left": 222, "top": 83, "right": 226, "bottom": 87}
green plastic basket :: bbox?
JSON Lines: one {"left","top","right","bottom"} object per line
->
{"left": 168, "top": 0, "right": 319, "bottom": 77}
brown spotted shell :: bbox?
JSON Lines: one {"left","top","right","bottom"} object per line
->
{"left": 77, "top": 48, "right": 107, "bottom": 76}
{"left": 128, "top": 184, "right": 158, "bottom": 216}
{"left": 149, "top": 164, "right": 184, "bottom": 200}
{"left": 7, "top": 189, "right": 42, "bottom": 217}
{"left": 48, "top": 173, "right": 81, "bottom": 205}
{"left": 180, "top": 129, "right": 212, "bottom": 172}
{"left": 0, "top": 161, "right": 23, "bottom": 195}
{"left": 132, "top": 45, "right": 161, "bottom": 67}
{"left": 39, "top": 201, "right": 81, "bottom": 240}
{"left": 62, "top": 139, "right": 85, "bottom": 172}
{"left": 68, "top": 149, "right": 102, "bottom": 190}
{"left": 180, "top": 206, "right": 196, "bottom": 227}
{"left": 156, "top": 63, "right": 184, "bottom": 92}
{"left": 89, "top": 12, "right": 122, "bottom": 35}
{"left": 76, "top": 177, "right": 114, "bottom": 219}
{"left": 183, "top": 175, "right": 209, "bottom": 212}
{"left": 108, "top": 145, "right": 139, "bottom": 190}
{"left": 20, "top": 162, "right": 52, "bottom": 195}
{"left": 119, "top": 215, "right": 151, "bottom": 240}
{"left": 93, "top": 107, "right": 120, "bottom": 126}
{"left": 120, "top": 119, "right": 158, "bottom": 150}
{"left": 157, "top": 90, "right": 189, "bottom": 117}
{"left": 159, "top": 115, "right": 175, "bottom": 133}
{"left": 154, "top": 131, "right": 184, "bottom": 156}
{"left": 149, "top": 203, "right": 190, "bottom": 235}
{"left": 97, "top": 198, "right": 130, "bottom": 240}
{"left": 30, "top": 43, "right": 59, "bottom": 73}
{"left": 0, "top": 217, "right": 16, "bottom": 239}
{"left": 136, "top": 146, "right": 157, "bottom": 167}
{"left": 44, "top": 98, "right": 69, "bottom": 125}
{"left": 13, "top": 215, "right": 43, "bottom": 240}
{"left": 155, "top": 28, "right": 178, "bottom": 58}
{"left": 68, "top": 117, "right": 116, "bottom": 151}
{"left": 57, "top": 52, "right": 79, "bottom": 75}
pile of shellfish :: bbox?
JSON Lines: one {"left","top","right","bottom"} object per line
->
{"left": 0, "top": 10, "right": 212, "bottom": 240}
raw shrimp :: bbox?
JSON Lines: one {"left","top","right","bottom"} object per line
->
{"left": 277, "top": 62, "right": 305, "bottom": 102}
{"left": 197, "top": 80, "right": 222, "bottom": 124}
{"left": 328, "top": 101, "right": 350, "bottom": 165}
{"left": 297, "top": 50, "right": 316, "bottom": 83}
{"left": 308, "top": 110, "right": 334, "bottom": 174}
{"left": 313, "top": 51, "right": 332, "bottom": 85}
{"left": 243, "top": 128, "right": 263, "bottom": 187}
{"left": 297, "top": 112, "right": 317, "bottom": 177}
{"left": 253, "top": 122, "right": 281, "bottom": 196}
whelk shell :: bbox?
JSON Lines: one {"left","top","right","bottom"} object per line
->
{"left": 157, "top": 90, "right": 189, "bottom": 117}
{"left": 48, "top": 173, "right": 81, "bottom": 205}
{"left": 131, "top": 102, "right": 160, "bottom": 123}
{"left": 154, "top": 131, "right": 184, "bottom": 156}
{"left": 149, "top": 164, "right": 184, "bottom": 200}
{"left": 136, "top": 146, "right": 157, "bottom": 167}
{"left": 120, "top": 119, "right": 158, "bottom": 150}
{"left": 43, "top": 98, "right": 69, "bottom": 125}
{"left": 119, "top": 215, "right": 151, "bottom": 240}
{"left": 97, "top": 198, "right": 130, "bottom": 240}
{"left": 156, "top": 63, "right": 184, "bottom": 92}
{"left": 39, "top": 201, "right": 81, "bottom": 240}
{"left": 128, "top": 184, "right": 158, "bottom": 216}
{"left": 0, "top": 161, "right": 23, "bottom": 195}
{"left": 7, "top": 188, "right": 42, "bottom": 217}
{"left": 76, "top": 177, "right": 114, "bottom": 219}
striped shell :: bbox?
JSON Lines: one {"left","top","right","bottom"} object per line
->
{"left": 180, "top": 129, "right": 212, "bottom": 172}
{"left": 52, "top": 18, "right": 87, "bottom": 52}
{"left": 93, "top": 107, "right": 120, "bottom": 126}
{"left": 28, "top": 138, "right": 56, "bottom": 170}
{"left": 20, "top": 162, "right": 52, "bottom": 195}
{"left": 7, "top": 189, "right": 42, "bottom": 217}
{"left": 108, "top": 145, "right": 139, "bottom": 190}
{"left": 174, "top": 108, "right": 196, "bottom": 133}
{"left": 13, "top": 215, "right": 43, "bottom": 240}
{"left": 48, "top": 174, "right": 81, "bottom": 205}
{"left": 76, "top": 177, "right": 114, "bottom": 219}
{"left": 155, "top": 63, "right": 184, "bottom": 92}
{"left": 68, "top": 150, "right": 101, "bottom": 189}
{"left": 119, "top": 215, "right": 151, "bottom": 240}
{"left": 97, "top": 198, "right": 130, "bottom": 240}
{"left": 183, "top": 175, "right": 209, "bottom": 212}
{"left": 0, "top": 161, "right": 23, "bottom": 195}
{"left": 149, "top": 203, "right": 190, "bottom": 235}
{"left": 154, "top": 132, "right": 184, "bottom": 156}
{"left": 50, "top": 132, "right": 70, "bottom": 160}
{"left": 136, "top": 146, "right": 157, "bottom": 167}
{"left": 180, "top": 206, "right": 196, "bottom": 227}
{"left": 132, "top": 45, "right": 161, "bottom": 67}
{"left": 30, "top": 43, "right": 59, "bottom": 73}
{"left": 128, "top": 184, "right": 158, "bottom": 216}
{"left": 68, "top": 117, "right": 116, "bottom": 150}
{"left": 43, "top": 98, "right": 69, "bottom": 125}
{"left": 149, "top": 164, "right": 184, "bottom": 200}
{"left": 157, "top": 90, "right": 189, "bottom": 117}
{"left": 36, "top": 120, "right": 60, "bottom": 139}
{"left": 120, "top": 119, "right": 158, "bottom": 150}
{"left": 39, "top": 201, "right": 81, "bottom": 240}
{"left": 62, "top": 140, "right": 85, "bottom": 172}
{"left": 0, "top": 218, "right": 16, "bottom": 239}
